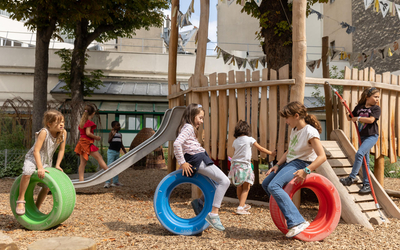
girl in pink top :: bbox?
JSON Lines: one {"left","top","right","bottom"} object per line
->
{"left": 174, "top": 103, "right": 230, "bottom": 231}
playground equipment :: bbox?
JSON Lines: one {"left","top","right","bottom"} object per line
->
{"left": 71, "top": 106, "right": 185, "bottom": 189}
{"left": 269, "top": 173, "right": 341, "bottom": 242}
{"left": 9, "top": 168, "right": 76, "bottom": 230}
{"left": 153, "top": 170, "right": 216, "bottom": 235}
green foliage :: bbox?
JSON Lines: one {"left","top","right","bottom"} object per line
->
{"left": 0, "top": 150, "right": 25, "bottom": 178}
{"left": 311, "top": 65, "right": 345, "bottom": 106}
{"left": 55, "top": 49, "right": 105, "bottom": 97}
{"left": 0, "top": 119, "right": 26, "bottom": 150}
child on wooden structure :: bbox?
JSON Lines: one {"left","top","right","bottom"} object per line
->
{"left": 228, "top": 120, "right": 276, "bottom": 215}
{"left": 16, "top": 110, "right": 67, "bottom": 215}
{"left": 104, "top": 121, "right": 127, "bottom": 188}
{"left": 75, "top": 104, "right": 108, "bottom": 181}
{"left": 262, "top": 101, "right": 326, "bottom": 238}
{"left": 173, "top": 103, "right": 230, "bottom": 231}
{"left": 339, "top": 87, "right": 381, "bottom": 194}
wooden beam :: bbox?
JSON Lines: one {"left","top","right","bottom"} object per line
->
{"left": 290, "top": 0, "right": 307, "bottom": 103}
{"left": 168, "top": 0, "right": 179, "bottom": 108}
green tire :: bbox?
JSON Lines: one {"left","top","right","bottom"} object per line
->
{"left": 10, "top": 168, "right": 76, "bottom": 230}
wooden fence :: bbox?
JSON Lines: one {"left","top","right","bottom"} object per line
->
{"left": 168, "top": 65, "right": 400, "bottom": 180}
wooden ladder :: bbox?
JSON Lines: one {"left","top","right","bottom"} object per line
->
{"left": 321, "top": 140, "right": 388, "bottom": 224}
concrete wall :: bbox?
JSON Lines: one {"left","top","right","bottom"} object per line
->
{"left": 118, "top": 26, "right": 165, "bottom": 53}
{"left": 323, "top": 0, "right": 353, "bottom": 52}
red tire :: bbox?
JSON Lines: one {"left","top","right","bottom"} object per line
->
{"left": 269, "top": 173, "right": 341, "bottom": 242}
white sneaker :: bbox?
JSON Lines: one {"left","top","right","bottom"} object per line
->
{"left": 104, "top": 183, "right": 111, "bottom": 188}
{"left": 286, "top": 221, "right": 310, "bottom": 238}
{"left": 111, "top": 182, "right": 123, "bottom": 187}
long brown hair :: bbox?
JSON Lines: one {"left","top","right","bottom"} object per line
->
{"left": 43, "top": 110, "right": 64, "bottom": 143}
{"left": 79, "top": 104, "right": 96, "bottom": 129}
{"left": 280, "top": 101, "right": 322, "bottom": 134}
{"left": 176, "top": 103, "right": 205, "bottom": 136}
{"left": 358, "top": 87, "right": 380, "bottom": 105}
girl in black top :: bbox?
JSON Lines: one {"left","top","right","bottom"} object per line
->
{"left": 340, "top": 87, "right": 381, "bottom": 194}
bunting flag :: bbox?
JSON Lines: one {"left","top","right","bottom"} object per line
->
{"left": 310, "top": 9, "right": 354, "bottom": 34}
{"left": 254, "top": 0, "right": 262, "bottom": 7}
{"left": 379, "top": 0, "right": 390, "bottom": 17}
{"left": 227, "top": 0, "right": 235, "bottom": 6}
{"left": 364, "top": 0, "right": 374, "bottom": 10}
{"left": 331, "top": 49, "right": 341, "bottom": 60}
{"left": 236, "top": 57, "right": 246, "bottom": 69}
{"left": 259, "top": 56, "right": 266, "bottom": 68}
{"left": 395, "top": 4, "right": 400, "bottom": 20}
{"left": 306, "top": 60, "right": 318, "bottom": 73}
{"left": 222, "top": 50, "right": 233, "bottom": 64}
{"left": 214, "top": 46, "right": 265, "bottom": 70}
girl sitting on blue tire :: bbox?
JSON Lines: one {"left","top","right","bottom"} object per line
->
{"left": 262, "top": 101, "right": 326, "bottom": 238}
{"left": 15, "top": 110, "right": 67, "bottom": 215}
{"left": 173, "top": 103, "right": 230, "bottom": 231}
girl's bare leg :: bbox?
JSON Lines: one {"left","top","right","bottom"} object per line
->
{"left": 237, "top": 185, "right": 243, "bottom": 205}
{"left": 78, "top": 154, "right": 88, "bottom": 181}
{"left": 16, "top": 175, "right": 31, "bottom": 210}
{"left": 211, "top": 206, "right": 219, "bottom": 214}
{"left": 90, "top": 151, "right": 108, "bottom": 171}
{"left": 238, "top": 182, "right": 251, "bottom": 207}
{"left": 36, "top": 187, "right": 50, "bottom": 210}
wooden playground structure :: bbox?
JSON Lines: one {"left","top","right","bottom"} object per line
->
{"left": 166, "top": 0, "right": 400, "bottom": 228}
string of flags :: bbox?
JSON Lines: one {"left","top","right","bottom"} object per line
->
{"left": 172, "top": 0, "right": 195, "bottom": 28}
{"left": 214, "top": 46, "right": 266, "bottom": 70}
{"left": 365, "top": 0, "right": 400, "bottom": 19}
{"left": 306, "top": 37, "right": 400, "bottom": 73}
{"left": 310, "top": 9, "right": 356, "bottom": 34}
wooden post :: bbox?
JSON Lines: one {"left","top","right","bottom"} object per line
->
{"left": 193, "top": 0, "right": 209, "bottom": 91}
{"left": 167, "top": 0, "right": 179, "bottom": 173}
{"left": 322, "top": 36, "right": 333, "bottom": 140}
{"left": 290, "top": 0, "right": 307, "bottom": 208}
{"left": 375, "top": 156, "right": 385, "bottom": 186}
{"left": 290, "top": 0, "right": 307, "bottom": 103}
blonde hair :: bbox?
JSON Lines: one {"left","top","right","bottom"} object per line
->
{"left": 280, "top": 101, "right": 322, "bottom": 134}
{"left": 79, "top": 104, "right": 96, "bottom": 129}
{"left": 43, "top": 110, "right": 64, "bottom": 143}
{"left": 358, "top": 87, "right": 379, "bottom": 105}
{"left": 176, "top": 103, "right": 205, "bottom": 136}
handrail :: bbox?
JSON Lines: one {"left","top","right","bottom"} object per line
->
{"left": 167, "top": 79, "right": 295, "bottom": 99}
{"left": 305, "top": 77, "right": 400, "bottom": 92}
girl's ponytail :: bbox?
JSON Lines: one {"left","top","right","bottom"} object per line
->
{"left": 304, "top": 114, "right": 322, "bottom": 134}
{"left": 79, "top": 104, "right": 95, "bottom": 129}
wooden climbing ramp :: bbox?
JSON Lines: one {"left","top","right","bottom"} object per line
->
{"left": 316, "top": 129, "right": 400, "bottom": 230}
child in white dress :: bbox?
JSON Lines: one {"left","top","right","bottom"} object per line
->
{"left": 228, "top": 120, "right": 276, "bottom": 215}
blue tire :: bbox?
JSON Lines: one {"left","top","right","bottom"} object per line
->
{"left": 154, "top": 170, "right": 216, "bottom": 235}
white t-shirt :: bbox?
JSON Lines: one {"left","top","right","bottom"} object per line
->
{"left": 231, "top": 135, "right": 257, "bottom": 164}
{"left": 286, "top": 124, "right": 320, "bottom": 163}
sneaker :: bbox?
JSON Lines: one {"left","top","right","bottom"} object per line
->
{"left": 190, "top": 199, "right": 203, "bottom": 216}
{"left": 111, "top": 182, "right": 123, "bottom": 187}
{"left": 104, "top": 183, "right": 111, "bottom": 188}
{"left": 243, "top": 204, "right": 251, "bottom": 211}
{"left": 205, "top": 213, "right": 225, "bottom": 231}
{"left": 340, "top": 176, "right": 357, "bottom": 186}
{"left": 359, "top": 185, "right": 371, "bottom": 194}
{"left": 236, "top": 208, "right": 251, "bottom": 215}
{"left": 286, "top": 221, "right": 310, "bottom": 238}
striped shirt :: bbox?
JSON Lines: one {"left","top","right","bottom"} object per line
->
{"left": 173, "top": 123, "right": 205, "bottom": 165}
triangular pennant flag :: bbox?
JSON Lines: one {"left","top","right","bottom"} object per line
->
{"left": 254, "top": 0, "right": 262, "bottom": 7}
{"left": 236, "top": 57, "right": 246, "bottom": 70}
{"left": 190, "top": 0, "right": 195, "bottom": 13}
{"left": 220, "top": 0, "right": 226, "bottom": 3}
{"left": 364, "top": 0, "right": 374, "bottom": 10}
{"left": 316, "top": 59, "right": 322, "bottom": 69}
{"left": 391, "top": 2, "right": 397, "bottom": 16}
{"left": 331, "top": 49, "right": 340, "bottom": 60}
{"left": 229, "top": 56, "right": 235, "bottom": 66}
{"left": 306, "top": 60, "right": 318, "bottom": 73}
{"left": 259, "top": 56, "right": 266, "bottom": 68}
{"left": 388, "top": 47, "right": 393, "bottom": 57}
{"left": 221, "top": 50, "right": 233, "bottom": 64}
{"left": 394, "top": 40, "right": 400, "bottom": 54}
{"left": 248, "top": 59, "right": 258, "bottom": 70}
{"left": 378, "top": 48, "right": 386, "bottom": 59}
{"left": 379, "top": 0, "right": 390, "bottom": 17}
{"left": 243, "top": 60, "right": 247, "bottom": 69}
{"left": 348, "top": 53, "right": 356, "bottom": 66}
{"left": 375, "top": 0, "right": 380, "bottom": 12}
{"left": 362, "top": 51, "right": 372, "bottom": 65}
{"left": 227, "top": 0, "right": 235, "bottom": 6}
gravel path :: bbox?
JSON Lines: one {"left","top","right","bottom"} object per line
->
{"left": 1, "top": 168, "right": 400, "bottom": 249}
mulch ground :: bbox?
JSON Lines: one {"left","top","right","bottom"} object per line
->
{"left": 1, "top": 168, "right": 400, "bottom": 249}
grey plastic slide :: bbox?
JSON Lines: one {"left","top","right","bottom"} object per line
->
{"left": 72, "top": 106, "right": 185, "bottom": 189}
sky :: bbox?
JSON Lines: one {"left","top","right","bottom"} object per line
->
{"left": 163, "top": 0, "right": 219, "bottom": 55}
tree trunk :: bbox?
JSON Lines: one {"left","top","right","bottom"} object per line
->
{"left": 32, "top": 24, "right": 55, "bottom": 137}
{"left": 69, "top": 19, "right": 89, "bottom": 145}
{"left": 260, "top": 0, "right": 292, "bottom": 72}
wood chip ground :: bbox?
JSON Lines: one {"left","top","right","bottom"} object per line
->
{"left": 1, "top": 168, "right": 400, "bottom": 249}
